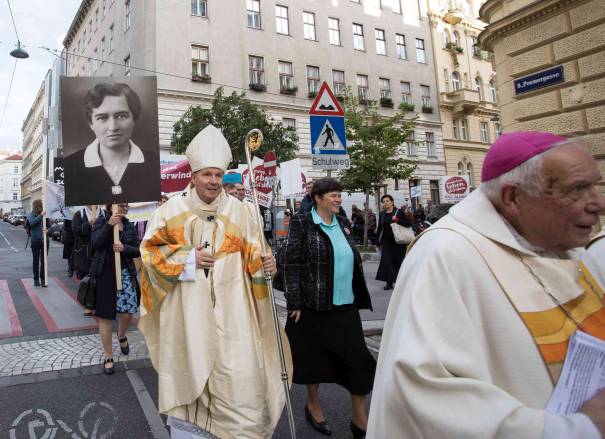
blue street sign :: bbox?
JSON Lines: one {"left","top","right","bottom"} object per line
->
{"left": 514, "top": 65, "right": 564, "bottom": 95}
{"left": 310, "top": 115, "right": 347, "bottom": 155}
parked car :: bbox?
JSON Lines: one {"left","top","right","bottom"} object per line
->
{"left": 2, "top": 213, "right": 10, "bottom": 222}
{"left": 50, "top": 220, "right": 64, "bottom": 241}
{"left": 11, "top": 215, "right": 26, "bottom": 226}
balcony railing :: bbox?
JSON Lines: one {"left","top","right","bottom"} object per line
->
{"left": 441, "top": 88, "right": 480, "bottom": 113}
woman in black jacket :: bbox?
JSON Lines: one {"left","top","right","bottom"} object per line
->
{"left": 376, "top": 194, "right": 412, "bottom": 290}
{"left": 91, "top": 203, "right": 140, "bottom": 374}
{"left": 279, "top": 178, "right": 375, "bottom": 439}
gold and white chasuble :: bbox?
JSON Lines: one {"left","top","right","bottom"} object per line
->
{"left": 139, "top": 190, "right": 291, "bottom": 439}
{"left": 367, "top": 189, "right": 605, "bottom": 439}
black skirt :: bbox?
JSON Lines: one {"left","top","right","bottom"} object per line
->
{"left": 285, "top": 305, "right": 376, "bottom": 395}
{"left": 376, "top": 240, "right": 406, "bottom": 284}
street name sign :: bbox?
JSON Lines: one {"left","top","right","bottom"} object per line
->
{"left": 309, "top": 82, "right": 350, "bottom": 170}
{"left": 514, "top": 65, "right": 564, "bottom": 95}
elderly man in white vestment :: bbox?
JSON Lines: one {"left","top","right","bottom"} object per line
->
{"left": 139, "top": 125, "right": 291, "bottom": 439}
{"left": 367, "top": 131, "right": 605, "bottom": 438}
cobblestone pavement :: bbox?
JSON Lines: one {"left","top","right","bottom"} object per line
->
{"left": 0, "top": 329, "right": 147, "bottom": 378}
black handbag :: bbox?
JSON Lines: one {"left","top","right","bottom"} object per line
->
{"left": 77, "top": 275, "right": 97, "bottom": 310}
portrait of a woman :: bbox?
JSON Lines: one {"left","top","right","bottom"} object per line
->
{"left": 63, "top": 81, "right": 161, "bottom": 206}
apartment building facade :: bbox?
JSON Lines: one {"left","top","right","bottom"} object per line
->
{"left": 428, "top": 0, "right": 499, "bottom": 189}
{"left": 0, "top": 154, "right": 22, "bottom": 215}
{"left": 20, "top": 81, "right": 46, "bottom": 214}
{"left": 62, "top": 0, "right": 447, "bottom": 203}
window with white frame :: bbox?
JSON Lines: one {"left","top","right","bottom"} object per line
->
{"left": 12, "top": 178, "right": 18, "bottom": 187}
{"left": 247, "top": 0, "right": 261, "bottom": 29}
{"left": 420, "top": 85, "right": 431, "bottom": 107}
{"left": 332, "top": 70, "right": 345, "bottom": 95}
{"left": 328, "top": 17, "right": 341, "bottom": 45}
{"left": 282, "top": 118, "right": 296, "bottom": 129}
{"left": 192, "top": 0, "right": 207, "bottom": 17}
{"left": 12, "top": 193, "right": 17, "bottom": 201}
{"left": 457, "top": 162, "right": 464, "bottom": 175}
{"left": 453, "top": 31, "right": 460, "bottom": 47}
{"left": 451, "top": 71, "right": 461, "bottom": 91}
{"left": 13, "top": 166, "right": 18, "bottom": 173}
{"left": 124, "top": 0, "right": 131, "bottom": 32}
{"left": 395, "top": 34, "right": 407, "bottom": 60}
{"left": 307, "top": 65, "right": 320, "bottom": 94}
{"left": 466, "top": 163, "right": 473, "bottom": 186}
{"left": 415, "top": 38, "right": 426, "bottom": 63}
{"left": 249, "top": 55, "right": 264, "bottom": 84}
{"left": 425, "top": 132, "right": 435, "bottom": 157}
{"left": 393, "top": 0, "right": 401, "bottom": 13}
{"left": 375, "top": 29, "right": 386, "bottom": 55}
{"left": 480, "top": 122, "right": 489, "bottom": 143}
{"left": 278, "top": 61, "right": 294, "bottom": 90}
{"left": 471, "top": 35, "right": 481, "bottom": 57}
{"left": 353, "top": 23, "right": 365, "bottom": 51}
{"left": 124, "top": 54, "right": 130, "bottom": 76}
{"left": 452, "top": 118, "right": 459, "bottom": 140}
{"left": 489, "top": 80, "right": 497, "bottom": 102}
{"left": 400, "top": 81, "right": 411, "bottom": 104}
{"left": 475, "top": 77, "right": 483, "bottom": 100}
{"left": 275, "top": 5, "right": 289, "bottom": 35}
{"left": 443, "top": 68, "right": 449, "bottom": 91}
{"left": 101, "top": 37, "right": 105, "bottom": 63}
{"left": 109, "top": 25, "right": 114, "bottom": 52}
{"left": 303, "top": 11, "right": 316, "bottom": 40}
{"left": 380, "top": 78, "right": 391, "bottom": 99}
{"left": 443, "top": 30, "right": 450, "bottom": 48}
{"left": 461, "top": 118, "right": 468, "bottom": 140}
{"left": 407, "top": 132, "right": 417, "bottom": 156}
{"left": 495, "top": 122, "right": 501, "bottom": 139}
{"left": 357, "top": 74, "right": 369, "bottom": 101}
{"left": 191, "top": 45, "right": 209, "bottom": 77}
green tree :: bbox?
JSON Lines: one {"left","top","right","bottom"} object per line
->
{"left": 338, "top": 87, "right": 417, "bottom": 246}
{"left": 171, "top": 87, "right": 298, "bottom": 165}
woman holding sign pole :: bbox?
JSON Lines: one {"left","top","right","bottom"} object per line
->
{"left": 90, "top": 203, "right": 140, "bottom": 374}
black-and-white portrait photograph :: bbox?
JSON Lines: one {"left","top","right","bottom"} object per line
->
{"left": 60, "top": 76, "right": 161, "bottom": 206}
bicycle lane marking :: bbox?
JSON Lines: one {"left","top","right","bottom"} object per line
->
{"left": 0, "top": 280, "right": 23, "bottom": 338}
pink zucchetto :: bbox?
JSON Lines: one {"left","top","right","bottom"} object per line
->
{"left": 481, "top": 131, "right": 567, "bottom": 182}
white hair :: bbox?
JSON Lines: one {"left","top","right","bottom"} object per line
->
{"left": 480, "top": 137, "right": 590, "bottom": 203}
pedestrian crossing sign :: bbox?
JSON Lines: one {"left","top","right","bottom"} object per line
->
{"left": 310, "top": 116, "right": 347, "bottom": 155}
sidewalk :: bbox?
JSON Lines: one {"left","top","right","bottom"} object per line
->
{"left": 0, "top": 260, "right": 387, "bottom": 383}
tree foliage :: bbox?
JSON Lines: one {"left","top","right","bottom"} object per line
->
{"left": 338, "top": 87, "right": 417, "bottom": 194}
{"left": 171, "top": 87, "right": 299, "bottom": 166}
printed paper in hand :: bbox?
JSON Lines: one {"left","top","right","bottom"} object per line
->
{"left": 546, "top": 331, "right": 605, "bottom": 414}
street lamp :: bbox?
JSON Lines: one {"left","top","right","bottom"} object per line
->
{"left": 10, "top": 41, "right": 29, "bottom": 59}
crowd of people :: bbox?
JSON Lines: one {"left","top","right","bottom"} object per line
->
{"left": 24, "top": 127, "right": 605, "bottom": 439}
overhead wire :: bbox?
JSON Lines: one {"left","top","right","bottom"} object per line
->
{"left": 5, "top": 0, "right": 21, "bottom": 42}
{"left": 0, "top": 58, "right": 17, "bottom": 132}
{"left": 36, "top": 45, "right": 314, "bottom": 105}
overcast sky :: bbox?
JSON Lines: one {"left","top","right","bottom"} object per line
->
{"left": 0, "top": 0, "right": 81, "bottom": 151}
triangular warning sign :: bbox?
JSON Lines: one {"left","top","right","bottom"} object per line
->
{"left": 312, "top": 119, "right": 345, "bottom": 153}
{"left": 309, "top": 82, "right": 345, "bottom": 116}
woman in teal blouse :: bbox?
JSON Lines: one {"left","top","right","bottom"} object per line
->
{"left": 279, "top": 178, "right": 375, "bottom": 439}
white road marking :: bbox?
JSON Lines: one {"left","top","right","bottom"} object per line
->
{"left": 0, "top": 231, "right": 18, "bottom": 253}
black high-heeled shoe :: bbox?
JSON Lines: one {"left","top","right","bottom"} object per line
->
{"left": 350, "top": 421, "right": 367, "bottom": 439}
{"left": 103, "top": 358, "right": 114, "bottom": 375}
{"left": 118, "top": 336, "right": 129, "bottom": 355}
{"left": 304, "top": 405, "right": 331, "bottom": 435}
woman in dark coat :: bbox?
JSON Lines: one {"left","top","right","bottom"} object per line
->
{"left": 279, "top": 178, "right": 375, "bottom": 439}
{"left": 91, "top": 203, "right": 140, "bottom": 374}
{"left": 376, "top": 194, "right": 412, "bottom": 290}
{"left": 72, "top": 208, "right": 93, "bottom": 280}
{"left": 62, "top": 219, "right": 75, "bottom": 276}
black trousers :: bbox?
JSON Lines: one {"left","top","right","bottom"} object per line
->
{"left": 31, "top": 240, "right": 48, "bottom": 283}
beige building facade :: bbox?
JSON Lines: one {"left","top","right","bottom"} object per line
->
{"left": 479, "top": 0, "right": 605, "bottom": 192}
{"left": 21, "top": 81, "right": 46, "bottom": 214}
{"left": 62, "top": 0, "right": 447, "bottom": 203}
{"left": 428, "top": 0, "right": 499, "bottom": 189}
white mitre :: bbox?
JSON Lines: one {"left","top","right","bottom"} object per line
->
{"left": 185, "top": 124, "right": 233, "bottom": 172}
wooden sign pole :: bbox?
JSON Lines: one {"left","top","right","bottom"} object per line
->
{"left": 112, "top": 204, "right": 123, "bottom": 290}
